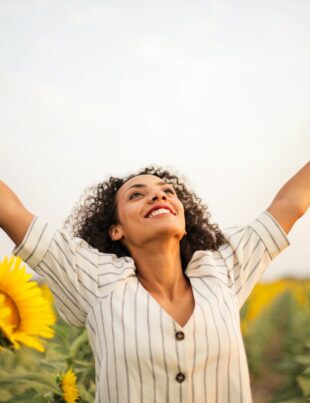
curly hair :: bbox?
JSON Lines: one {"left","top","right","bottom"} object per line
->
{"left": 63, "top": 165, "right": 229, "bottom": 272}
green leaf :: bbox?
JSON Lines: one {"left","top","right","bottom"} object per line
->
{"left": 295, "top": 356, "right": 310, "bottom": 366}
{"left": 0, "top": 373, "right": 58, "bottom": 393}
{"left": 297, "top": 375, "right": 310, "bottom": 396}
{"left": 69, "top": 330, "right": 89, "bottom": 359}
{"left": 303, "top": 367, "right": 310, "bottom": 375}
{"left": 4, "top": 388, "right": 41, "bottom": 402}
{"left": 77, "top": 382, "right": 96, "bottom": 402}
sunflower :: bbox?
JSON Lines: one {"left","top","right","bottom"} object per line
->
{"left": 0, "top": 293, "right": 15, "bottom": 350}
{"left": 60, "top": 368, "right": 80, "bottom": 403}
{"left": 0, "top": 255, "right": 56, "bottom": 352}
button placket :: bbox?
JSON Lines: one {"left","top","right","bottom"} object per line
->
{"left": 174, "top": 329, "right": 186, "bottom": 384}
{"left": 173, "top": 322, "right": 187, "bottom": 387}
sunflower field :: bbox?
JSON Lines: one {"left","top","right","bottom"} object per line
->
{"left": 1, "top": 256, "right": 310, "bottom": 402}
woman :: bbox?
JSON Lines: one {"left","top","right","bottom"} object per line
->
{"left": 0, "top": 162, "right": 309, "bottom": 403}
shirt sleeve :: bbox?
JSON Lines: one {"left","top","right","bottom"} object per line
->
{"left": 12, "top": 216, "right": 100, "bottom": 327}
{"left": 221, "top": 211, "right": 290, "bottom": 309}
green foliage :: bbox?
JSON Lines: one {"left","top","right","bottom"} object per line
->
{"left": 243, "top": 291, "right": 294, "bottom": 377}
{"left": 242, "top": 286, "right": 310, "bottom": 402}
{"left": 0, "top": 315, "right": 95, "bottom": 402}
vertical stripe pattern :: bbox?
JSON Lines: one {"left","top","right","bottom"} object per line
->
{"left": 12, "top": 211, "right": 290, "bottom": 403}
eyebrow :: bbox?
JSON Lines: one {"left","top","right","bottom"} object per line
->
{"left": 126, "top": 181, "right": 170, "bottom": 192}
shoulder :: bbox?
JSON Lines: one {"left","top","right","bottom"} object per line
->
{"left": 221, "top": 211, "right": 290, "bottom": 259}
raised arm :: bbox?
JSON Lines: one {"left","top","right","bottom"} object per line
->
{"left": 0, "top": 180, "right": 35, "bottom": 246}
{"left": 267, "top": 161, "right": 310, "bottom": 235}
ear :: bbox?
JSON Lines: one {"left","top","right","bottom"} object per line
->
{"left": 108, "top": 224, "right": 124, "bottom": 241}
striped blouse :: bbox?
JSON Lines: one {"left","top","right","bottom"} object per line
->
{"left": 13, "top": 210, "right": 290, "bottom": 403}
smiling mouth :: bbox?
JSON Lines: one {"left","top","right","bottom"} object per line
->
{"left": 149, "top": 213, "right": 172, "bottom": 218}
{"left": 146, "top": 208, "right": 175, "bottom": 219}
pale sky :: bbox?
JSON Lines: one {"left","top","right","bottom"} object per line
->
{"left": 1, "top": 0, "right": 309, "bottom": 281}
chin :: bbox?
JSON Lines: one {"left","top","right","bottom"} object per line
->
{"left": 153, "top": 228, "right": 184, "bottom": 239}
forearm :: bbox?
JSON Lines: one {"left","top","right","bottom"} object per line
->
{"left": 271, "top": 161, "right": 310, "bottom": 218}
{"left": 0, "top": 180, "right": 35, "bottom": 245}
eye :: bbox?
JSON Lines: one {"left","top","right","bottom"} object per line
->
{"left": 129, "top": 192, "right": 143, "bottom": 200}
{"left": 128, "top": 187, "right": 175, "bottom": 200}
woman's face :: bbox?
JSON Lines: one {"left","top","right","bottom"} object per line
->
{"left": 109, "top": 174, "right": 186, "bottom": 249}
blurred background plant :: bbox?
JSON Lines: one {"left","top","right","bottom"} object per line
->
{"left": 241, "top": 278, "right": 310, "bottom": 402}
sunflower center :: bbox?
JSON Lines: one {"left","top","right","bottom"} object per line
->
{"left": 0, "top": 291, "right": 21, "bottom": 328}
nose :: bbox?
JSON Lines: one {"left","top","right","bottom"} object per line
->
{"left": 150, "top": 188, "right": 167, "bottom": 202}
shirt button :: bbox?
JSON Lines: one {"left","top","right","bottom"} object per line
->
{"left": 175, "top": 331, "right": 185, "bottom": 341}
{"left": 176, "top": 372, "right": 186, "bottom": 383}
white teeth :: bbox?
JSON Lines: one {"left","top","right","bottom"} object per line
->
{"left": 148, "top": 208, "right": 172, "bottom": 218}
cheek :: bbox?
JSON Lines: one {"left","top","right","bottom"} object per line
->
{"left": 177, "top": 201, "right": 185, "bottom": 216}
{"left": 121, "top": 205, "right": 143, "bottom": 227}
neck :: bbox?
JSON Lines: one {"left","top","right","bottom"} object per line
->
{"left": 129, "top": 240, "right": 188, "bottom": 301}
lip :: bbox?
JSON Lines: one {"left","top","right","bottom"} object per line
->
{"left": 144, "top": 204, "right": 176, "bottom": 218}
